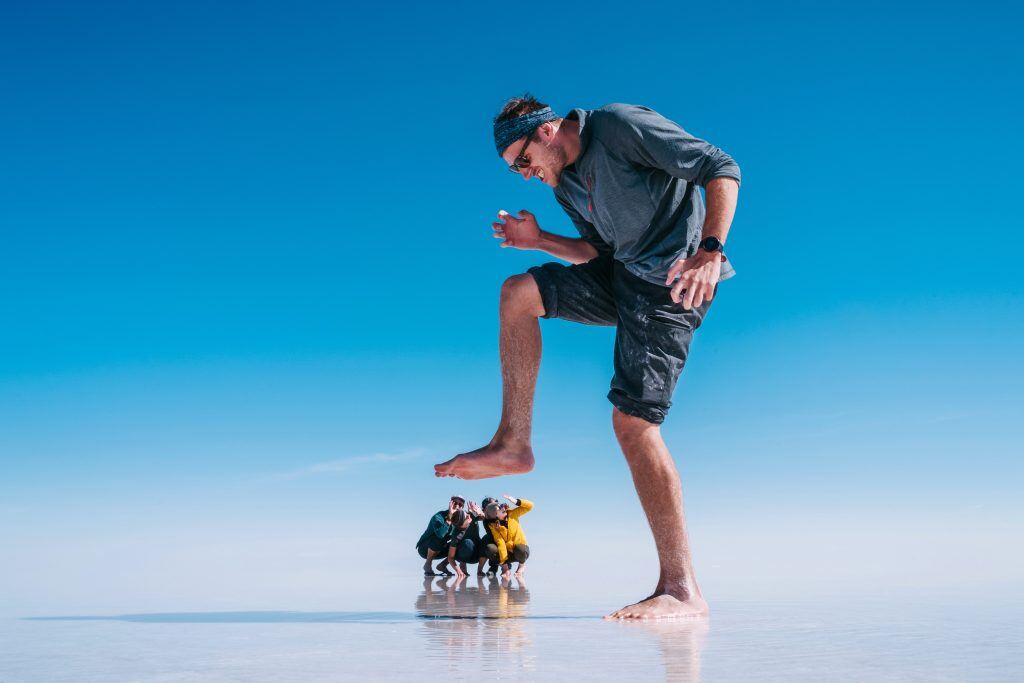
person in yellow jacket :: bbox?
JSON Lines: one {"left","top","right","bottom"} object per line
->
{"left": 480, "top": 494, "right": 532, "bottom": 578}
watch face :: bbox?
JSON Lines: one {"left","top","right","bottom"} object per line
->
{"left": 701, "top": 236, "right": 722, "bottom": 252}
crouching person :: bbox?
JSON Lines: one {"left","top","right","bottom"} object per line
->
{"left": 416, "top": 496, "right": 464, "bottom": 576}
{"left": 440, "top": 500, "right": 492, "bottom": 578}
{"left": 483, "top": 494, "right": 532, "bottom": 578}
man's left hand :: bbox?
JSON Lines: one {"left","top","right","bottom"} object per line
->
{"left": 665, "top": 249, "right": 723, "bottom": 309}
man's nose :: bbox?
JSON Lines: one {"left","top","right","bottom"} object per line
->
{"left": 520, "top": 168, "right": 530, "bottom": 181}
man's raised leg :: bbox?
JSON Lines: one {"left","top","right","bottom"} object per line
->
{"left": 607, "top": 408, "right": 708, "bottom": 619}
{"left": 434, "top": 274, "right": 543, "bottom": 479}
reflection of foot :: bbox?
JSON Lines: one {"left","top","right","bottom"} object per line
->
{"left": 606, "top": 593, "right": 709, "bottom": 620}
{"left": 434, "top": 442, "right": 534, "bottom": 480}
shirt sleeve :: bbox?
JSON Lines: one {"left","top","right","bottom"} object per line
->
{"left": 508, "top": 498, "right": 533, "bottom": 519}
{"left": 429, "top": 513, "right": 451, "bottom": 540}
{"left": 609, "top": 105, "right": 741, "bottom": 187}
{"left": 555, "top": 192, "right": 612, "bottom": 255}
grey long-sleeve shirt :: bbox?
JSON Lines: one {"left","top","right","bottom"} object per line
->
{"left": 554, "top": 104, "right": 741, "bottom": 286}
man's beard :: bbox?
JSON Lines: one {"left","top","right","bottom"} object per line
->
{"left": 541, "top": 141, "right": 568, "bottom": 183}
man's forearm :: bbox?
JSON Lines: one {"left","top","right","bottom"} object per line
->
{"left": 536, "top": 231, "right": 599, "bottom": 264}
{"left": 702, "top": 177, "right": 739, "bottom": 244}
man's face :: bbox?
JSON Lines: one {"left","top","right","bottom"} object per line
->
{"left": 501, "top": 122, "right": 568, "bottom": 188}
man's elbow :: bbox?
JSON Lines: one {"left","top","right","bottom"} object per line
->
{"left": 700, "top": 153, "right": 741, "bottom": 188}
{"left": 575, "top": 242, "right": 600, "bottom": 264}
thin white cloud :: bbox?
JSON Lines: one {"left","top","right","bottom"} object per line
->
{"left": 270, "top": 448, "right": 428, "bottom": 480}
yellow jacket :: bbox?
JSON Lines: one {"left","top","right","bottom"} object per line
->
{"left": 486, "top": 498, "right": 533, "bottom": 564}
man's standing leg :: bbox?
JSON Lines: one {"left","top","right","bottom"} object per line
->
{"left": 605, "top": 264, "right": 712, "bottom": 619}
{"left": 434, "top": 274, "right": 544, "bottom": 479}
{"left": 607, "top": 408, "right": 707, "bottom": 618}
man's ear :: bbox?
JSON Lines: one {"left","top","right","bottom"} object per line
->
{"left": 537, "top": 121, "right": 556, "bottom": 142}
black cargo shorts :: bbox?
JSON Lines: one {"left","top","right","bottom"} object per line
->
{"left": 528, "top": 254, "right": 712, "bottom": 425}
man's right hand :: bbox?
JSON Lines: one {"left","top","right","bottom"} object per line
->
{"left": 492, "top": 210, "right": 541, "bottom": 250}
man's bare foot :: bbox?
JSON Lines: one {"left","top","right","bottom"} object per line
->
{"left": 606, "top": 593, "right": 709, "bottom": 620}
{"left": 434, "top": 441, "right": 534, "bottom": 480}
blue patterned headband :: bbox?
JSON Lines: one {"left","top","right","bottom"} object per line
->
{"left": 493, "top": 106, "right": 558, "bottom": 156}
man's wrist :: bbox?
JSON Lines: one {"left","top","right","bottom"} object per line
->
{"left": 698, "top": 235, "right": 724, "bottom": 253}
{"left": 535, "top": 230, "right": 555, "bottom": 251}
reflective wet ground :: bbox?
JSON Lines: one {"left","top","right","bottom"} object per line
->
{"left": 3, "top": 577, "right": 1022, "bottom": 681}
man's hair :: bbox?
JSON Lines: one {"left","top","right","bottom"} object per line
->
{"left": 494, "top": 93, "right": 551, "bottom": 125}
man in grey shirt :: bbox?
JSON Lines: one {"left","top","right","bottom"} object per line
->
{"left": 435, "top": 95, "right": 741, "bottom": 619}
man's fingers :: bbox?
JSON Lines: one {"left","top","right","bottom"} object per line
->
{"left": 665, "top": 261, "right": 683, "bottom": 286}
{"left": 683, "top": 279, "right": 707, "bottom": 310}
{"left": 517, "top": 209, "right": 533, "bottom": 220}
{"left": 670, "top": 270, "right": 692, "bottom": 303}
{"left": 705, "top": 282, "right": 716, "bottom": 303}
{"left": 670, "top": 279, "right": 686, "bottom": 303}
{"left": 691, "top": 289, "right": 705, "bottom": 308}
{"left": 692, "top": 282, "right": 707, "bottom": 308}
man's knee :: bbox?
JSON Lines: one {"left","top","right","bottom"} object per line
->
{"left": 500, "top": 274, "right": 545, "bottom": 317}
{"left": 612, "top": 406, "right": 659, "bottom": 440}
{"left": 484, "top": 543, "right": 500, "bottom": 561}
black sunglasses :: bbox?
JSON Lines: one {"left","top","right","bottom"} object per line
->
{"left": 507, "top": 130, "right": 536, "bottom": 173}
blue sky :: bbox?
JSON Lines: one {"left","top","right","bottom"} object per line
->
{"left": 1, "top": 1, "right": 1021, "bottom": 614}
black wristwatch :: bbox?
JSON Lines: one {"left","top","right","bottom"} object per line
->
{"left": 698, "top": 236, "right": 724, "bottom": 253}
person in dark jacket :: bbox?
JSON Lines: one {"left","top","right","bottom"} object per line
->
{"left": 436, "top": 506, "right": 479, "bottom": 578}
{"left": 416, "top": 496, "right": 464, "bottom": 576}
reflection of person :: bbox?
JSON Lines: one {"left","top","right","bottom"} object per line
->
{"left": 415, "top": 574, "right": 532, "bottom": 665}
{"left": 415, "top": 573, "right": 530, "bottom": 620}
{"left": 415, "top": 496, "right": 464, "bottom": 576}
{"left": 483, "top": 495, "right": 532, "bottom": 579}
{"left": 435, "top": 94, "right": 741, "bottom": 619}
